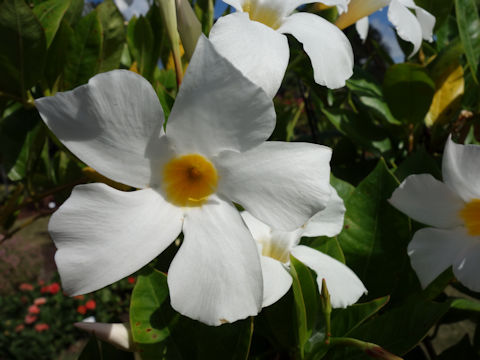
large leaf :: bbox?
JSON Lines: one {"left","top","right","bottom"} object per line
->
{"left": 127, "top": 16, "right": 156, "bottom": 81}
{"left": 32, "top": 0, "right": 71, "bottom": 48}
{"left": 415, "top": 0, "right": 454, "bottom": 30}
{"left": 383, "top": 63, "right": 435, "bottom": 124}
{"left": 338, "top": 160, "right": 421, "bottom": 301}
{"left": 0, "top": 0, "right": 46, "bottom": 98}
{"left": 64, "top": 10, "right": 103, "bottom": 89}
{"left": 455, "top": 0, "right": 480, "bottom": 83}
{"left": 97, "top": 0, "right": 125, "bottom": 73}
{"left": 44, "top": 19, "right": 73, "bottom": 89}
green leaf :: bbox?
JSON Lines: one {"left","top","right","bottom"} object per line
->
{"left": 290, "top": 255, "right": 320, "bottom": 357}
{"left": 415, "top": 0, "right": 454, "bottom": 30}
{"left": 330, "top": 296, "right": 390, "bottom": 337}
{"left": 44, "top": 19, "right": 73, "bottom": 89}
{"left": 383, "top": 63, "right": 435, "bottom": 124}
{"left": 64, "top": 10, "right": 103, "bottom": 89}
{"left": 97, "top": 0, "right": 125, "bottom": 72}
{"left": 127, "top": 16, "right": 156, "bottom": 80}
{"left": 130, "top": 268, "right": 172, "bottom": 345}
{"left": 321, "top": 108, "right": 392, "bottom": 155}
{"left": 338, "top": 160, "right": 421, "bottom": 301}
{"left": 330, "top": 175, "right": 355, "bottom": 203}
{"left": 32, "top": 0, "right": 71, "bottom": 48}
{"left": 451, "top": 298, "right": 480, "bottom": 313}
{"left": 308, "top": 237, "right": 345, "bottom": 264}
{"left": 0, "top": 0, "right": 46, "bottom": 98}
{"left": 455, "top": 0, "right": 480, "bottom": 83}
{"left": 64, "top": 0, "right": 84, "bottom": 27}
{"left": 394, "top": 147, "right": 442, "bottom": 182}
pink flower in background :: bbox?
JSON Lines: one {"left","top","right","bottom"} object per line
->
{"left": 28, "top": 305, "right": 40, "bottom": 314}
{"left": 48, "top": 282, "right": 61, "bottom": 294}
{"left": 15, "top": 324, "right": 25, "bottom": 332}
{"left": 34, "top": 323, "right": 49, "bottom": 332}
{"left": 127, "top": 276, "right": 135, "bottom": 284}
{"left": 77, "top": 305, "right": 87, "bottom": 315}
{"left": 19, "top": 283, "right": 34, "bottom": 291}
{"left": 34, "top": 297, "right": 47, "bottom": 306}
{"left": 24, "top": 315, "right": 37, "bottom": 324}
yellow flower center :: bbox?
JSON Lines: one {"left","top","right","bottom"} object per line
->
{"left": 261, "top": 239, "right": 290, "bottom": 263}
{"left": 459, "top": 199, "right": 480, "bottom": 236}
{"left": 163, "top": 154, "right": 218, "bottom": 207}
{"left": 243, "top": 0, "right": 282, "bottom": 30}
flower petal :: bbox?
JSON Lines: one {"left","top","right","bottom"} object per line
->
{"left": 453, "top": 235, "right": 480, "bottom": 292}
{"left": 209, "top": 12, "right": 289, "bottom": 98}
{"left": 261, "top": 256, "right": 292, "bottom": 307}
{"left": 278, "top": 12, "right": 354, "bottom": 89}
{"left": 166, "top": 35, "right": 276, "bottom": 157}
{"left": 389, "top": 174, "right": 464, "bottom": 228}
{"left": 302, "top": 186, "right": 346, "bottom": 238}
{"left": 388, "top": 0, "right": 423, "bottom": 57}
{"left": 167, "top": 195, "right": 263, "bottom": 326}
{"left": 221, "top": 0, "right": 244, "bottom": 12}
{"left": 408, "top": 227, "right": 469, "bottom": 288}
{"left": 216, "top": 142, "right": 332, "bottom": 231}
{"left": 50, "top": 184, "right": 183, "bottom": 295}
{"left": 114, "top": 0, "right": 151, "bottom": 20}
{"left": 414, "top": 6, "right": 435, "bottom": 41}
{"left": 355, "top": 16, "right": 369, "bottom": 42}
{"left": 291, "top": 245, "right": 367, "bottom": 308}
{"left": 35, "top": 70, "right": 164, "bottom": 189}
{"left": 442, "top": 136, "right": 480, "bottom": 202}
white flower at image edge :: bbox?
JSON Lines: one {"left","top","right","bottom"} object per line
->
{"left": 114, "top": 0, "right": 152, "bottom": 20}
{"left": 342, "top": 0, "right": 435, "bottom": 57}
{"left": 390, "top": 137, "right": 480, "bottom": 292}
{"left": 241, "top": 185, "right": 367, "bottom": 308}
{"left": 35, "top": 36, "right": 334, "bottom": 326}
{"left": 209, "top": 0, "right": 354, "bottom": 98}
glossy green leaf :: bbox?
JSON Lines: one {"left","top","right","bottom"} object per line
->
{"left": 394, "top": 147, "right": 441, "bottom": 182}
{"left": 32, "top": 0, "right": 71, "bottom": 48}
{"left": 383, "top": 63, "right": 435, "bottom": 124}
{"left": 64, "top": 10, "right": 103, "bottom": 89}
{"left": 130, "top": 268, "right": 171, "bottom": 345}
{"left": 455, "top": 0, "right": 480, "bottom": 83}
{"left": 451, "top": 298, "right": 480, "bottom": 313}
{"left": 330, "top": 296, "right": 390, "bottom": 337}
{"left": 97, "top": 0, "right": 125, "bottom": 73}
{"left": 0, "top": 0, "right": 46, "bottom": 98}
{"left": 44, "top": 19, "right": 73, "bottom": 89}
{"left": 308, "top": 237, "right": 345, "bottom": 264}
{"left": 127, "top": 16, "right": 156, "bottom": 80}
{"left": 338, "top": 160, "right": 421, "bottom": 301}
{"left": 64, "top": 0, "right": 84, "bottom": 27}
{"left": 290, "top": 255, "right": 320, "bottom": 357}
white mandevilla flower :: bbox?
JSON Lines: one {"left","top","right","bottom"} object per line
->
{"left": 114, "top": 0, "right": 152, "bottom": 20}
{"left": 241, "top": 186, "right": 367, "bottom": 308}
{"left": 336, "top": 0, "right": 435, "bottom": 57}
{"left": 209, "top": 0, "right": 354, "bottom": 98}
{"left": 35, "top": 37, "right": 334, "bottom": 326}
{"left": 390, "top": 137, "right": 480, "bottom": 292}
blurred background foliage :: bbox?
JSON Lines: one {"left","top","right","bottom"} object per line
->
{"left": 1, "top": 0, "right": 480, "bottom": 359}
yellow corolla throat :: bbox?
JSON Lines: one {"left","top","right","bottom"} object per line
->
{"left": 163, "top": 154, "right": 218, "bottom": 207}
{"left": 459, "top": 199, "right": 480, "bottom": 236}
{"left": 260, "top": 239, "right": 290, "bottom": 264}
{"left": 243, "top": 0, "right": 283, "bottom": 30}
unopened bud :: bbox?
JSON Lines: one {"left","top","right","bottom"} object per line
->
{"left": 74, "top": 322, "right": 134, "bottom": 352}
{"left": 175, "top": 0, "right": 202, "bottom": 60}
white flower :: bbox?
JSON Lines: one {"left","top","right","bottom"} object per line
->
{"left": 241, "top": 186, "right": 367, "bottom": 308}
{"left": 35, "top": 37, "right": 333, "bottom": 326}
{"left": 114, "top": 0, "right": 152, "bottom": 20}
{"left": 390, "top": 137, "right": 480, "bottom": 292}
{"left": 209, "top": 0, "right": 354, "bottom": 98}
{"left": 75, "top": 322, "right": 134, "bottom": 351}
{"left": 336, "top": 0, "right": 435, "bottom": 57}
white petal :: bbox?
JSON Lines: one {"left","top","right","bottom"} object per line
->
{"left": 414, "top": 7, "right": 435, "bottom": 41}
{"left": 278, "top": 13, "right": 354, "bottom": 89}
{"left": 241, "top": 211, "right": 273, "bottom": 246}
{"left": 303, "top": 186, "right": 346, "bottom": 238}
{"left": 388, "top": 0, "right": 423, "bottom": 57}
{"left": 209, "top": 12, "right": 289, "bottom": 98}
{"left": 216, "top": 142, "right": 332, "bottom": 231}
{"left": 291, "top": 245, "right": 367, "bottom": 308}
{"left": 442, "top": 136, "right": 480, "bottom": 202}
{"left": 389, "top": 174, "right": 465, "bottom": 229}
{"left": 408, "top": 227, "right": 470, "bottom": 288}
{"left": 35, "top": 70, "right": 164, "bottom": 189}
{"left": 222, "top": 0, "right": 244, "bottom": 12}
{"left": 261, "top": 256, "right": 292, "bottom": 307}
{"left": 50, "top": 184, "right": 183, "bottom": 295}
{"left": 166, "top": 36, "right": 276, "bottom": 157}
{"left": 284, "top": 0, "right": 351, "bottom": 15}
{"left": 453, "top": 236, "right": 480, "bottom": 292}
{"left": 74, "top": 322, "right": 133, "bottom": 351}
{"left": 355, "top": 16, "right": 369, "bottom": 42}
{"left": 167, "top": 195, "right": 263, "bottom": 326}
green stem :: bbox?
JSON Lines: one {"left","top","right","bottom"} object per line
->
{"left": 329, "top": 337, "right": 403, "bottom": 360}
